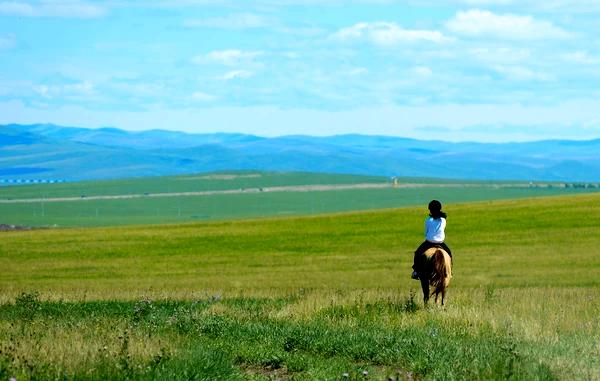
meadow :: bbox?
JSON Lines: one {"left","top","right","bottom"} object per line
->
{"left": 1, "top": 171, "right": 598, "bottom": 227}
{"left": 1, "top": 193, "right": 599, "bottom": 380}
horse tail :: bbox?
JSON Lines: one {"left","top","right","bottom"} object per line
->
{"left": 433, "top": 249, "right": 452, "bottom": 287}
{"left": 442, "top": 250, "right": 452, "bottom": 287}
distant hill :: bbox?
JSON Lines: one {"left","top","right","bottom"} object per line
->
{"left": 1, "top": 123, "right": 599, "bottom": 181}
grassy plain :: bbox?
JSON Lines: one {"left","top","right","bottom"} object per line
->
{"left": 1, "top": 193, "right": 599, "bottom": 380}
{"left": 1, "top": 171, "right": 598, "bottom": 227}
{"left": 0, "top": 172, "right": 387, "bottom": 200}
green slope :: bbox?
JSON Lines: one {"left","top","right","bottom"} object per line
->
{"left": 1, "top": 193, "right": 598, "bottom": 296}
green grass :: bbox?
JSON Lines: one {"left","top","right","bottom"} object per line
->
{"left": 0, "top": 171, "right": 387, "bottom": 200}
{"left": 2, "top": 290, "right": 593, "bottom": 380}
{"left": 0, "top": 193, "right": 599, "bottom": 380}
{"left": 1, "top": 171, "right": 598, "bottom": 227}
{"left": 3, "top": 171, "right": 534, "bottom": 201}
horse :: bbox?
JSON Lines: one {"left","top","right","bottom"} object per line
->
{"left": 418, "top": 247, "right": 452, "bottom": 306}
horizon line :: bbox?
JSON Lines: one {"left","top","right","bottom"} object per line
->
{"left": 3, "top": 122, "right": 600, "bottom": 145}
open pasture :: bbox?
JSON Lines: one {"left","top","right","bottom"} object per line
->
{"left": 1, "top": 193, "right": 599, "bottom": 380}
{"left": 0, "top": 172, "right": 386, "bottom": 200}
{"left": 1, "top": 171, "right": 598, "bottom": 227}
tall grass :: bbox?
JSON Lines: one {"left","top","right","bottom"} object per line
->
{"left": 1, "top": 193, "right": 599, "bottom": 379}
{"left": 0, "top": 288, "right": 596, "bottom": 380}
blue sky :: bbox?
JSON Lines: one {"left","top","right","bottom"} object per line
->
{"left": 1, "top": 0, "right": 600, "bottom": 142}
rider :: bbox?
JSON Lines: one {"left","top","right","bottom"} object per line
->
{"left": 412, "top": 200, "right": 452, "bottom": 279}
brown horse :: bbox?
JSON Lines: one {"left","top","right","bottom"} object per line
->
{"left": 418, "top": 247, "right": 452, "bottom": 305}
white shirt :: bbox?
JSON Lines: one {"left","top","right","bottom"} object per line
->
{"left": 425, "top": 216, "right": 446, "bottom": 243}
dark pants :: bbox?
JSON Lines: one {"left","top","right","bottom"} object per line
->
{"left": 412, "top": 241, "right": 452, "bottom": 271}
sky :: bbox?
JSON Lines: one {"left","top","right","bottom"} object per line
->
{"left": 1, "top": 0, "right": 600, "bottom": 142}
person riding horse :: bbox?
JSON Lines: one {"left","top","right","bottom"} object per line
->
{"left": 412, "top": 200, "right": 452, "bottom": 279}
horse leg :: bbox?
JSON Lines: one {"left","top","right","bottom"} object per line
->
{"left": 441, "top": 286, "right": 446, "bottom": 306}
{"left": 420, "top": 278, "right": 430, "bottom": 305}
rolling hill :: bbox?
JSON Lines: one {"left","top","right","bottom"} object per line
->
{"left": 2, "top": 123, "right": 600, "bottom": 181}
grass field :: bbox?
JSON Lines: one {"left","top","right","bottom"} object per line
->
{"left": 1, "top": 171, "right": 598, "bottom": 227}
{"left": 0, "top": 172, "right": 389, "bottom": 200}
{"left": 1, "top": 193, "right": 599, "bottom": 380}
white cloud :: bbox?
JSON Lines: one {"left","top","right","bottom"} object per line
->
{"left": 562, "top": 51, "right": 600, "bottom": 65}
{"left": 32, "top": 80, "right": 94, "bottom": 99}
{"left": 0, "top": 1, "right": 34, "bottom": 15}
{"left": 192, "top": 49, "right": 263, "bottom": 66}
{"left": 191, "top": 91, "right": 217, "bottom": 101}
{"left": 282, "top": 51, "right": 300, "bottom": 59}
{"left": 0, "top": 1, "right": 106, "bottom": 18}
{"left": 492, "top": 65, "right": 553, "bottom": 81}
{"left": 413, "top": 66, "right": 433, "bottom": 77}
{"left": 110, "top": 81, "right": 166, "bottom": 97}
{"left": 524, "top": 0, "right": 600, "bottom": 13}
{"left": 64, "top": 80, "right": 93, "bottom": 93}
{"left": 0, "top": 34, "right": 16, "bottom": 50}
{"left": 344, "top": 67, "right": 368, "bottom": 76}
{"left": 332, "top": 22, "right": 453, "bottom": 46}
{"left": 183, "top": 13, "right": 269, "bottom": 29}
{"left": 424, "top": 0, "right": 600, "bottom": 13}
{"left": 468, "top": 47, "right": 531, "bottom": 64}
{"left": 446, "top": 9, "right": 571, "bottom": 40}
{"left": 582, "top": 119, "right": 600, "bottom": 131}
{"left": 220, "top": 70, "right": 253, "bottom": 80}
{"left": 33, "top": 84, "right": 50, "bottom": 98}
{"left": 456, "top": 0, "right": 514, "bottom": 4}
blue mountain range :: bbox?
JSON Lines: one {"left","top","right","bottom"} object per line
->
{"left": 1, "top": 123, "right": 599, "bottom": 182}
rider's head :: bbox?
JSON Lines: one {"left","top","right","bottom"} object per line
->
{"left": 428, "top": 200, "right": 446, "bottom": 219}
{"left": 428, "top": 199, "right": 442, "bottom": 213}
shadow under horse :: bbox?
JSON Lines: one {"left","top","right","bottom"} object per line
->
{"left": 418, "top": 247, "right": 453, "bottom": 306}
